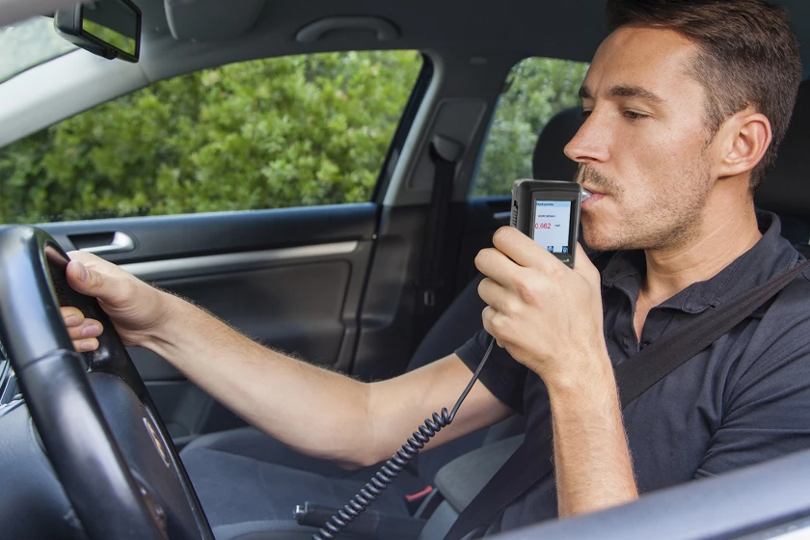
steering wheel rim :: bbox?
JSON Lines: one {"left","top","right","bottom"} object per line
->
{"left": 0, "top": 226, "right": 213, "bottom": 540}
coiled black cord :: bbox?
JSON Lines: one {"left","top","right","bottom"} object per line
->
{"left": 313, "top": 337, "right": 496, "bottom": 540}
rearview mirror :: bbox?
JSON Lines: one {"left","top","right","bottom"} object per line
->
{"left": 55, "top": 0, "right": 141, "bottom": 62}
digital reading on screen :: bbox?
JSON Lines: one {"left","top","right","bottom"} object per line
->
{"left": 532, "top": 200, "right": 571, "bottom": 254}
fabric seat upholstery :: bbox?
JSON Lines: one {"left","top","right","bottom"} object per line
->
{"left": 180, "top": 107, "right": 584, "bottom": 539}
{"left": 755, "top": 80, "right": 810, "bottom": 245}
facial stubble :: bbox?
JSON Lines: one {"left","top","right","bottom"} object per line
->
{"left": 577, "top": 158, "right": 713, "bottom": 253}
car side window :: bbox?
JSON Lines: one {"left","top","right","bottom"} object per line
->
{"left": 0, "top": 51, "right": 423, "bottom": 224}
{"left": 473, "top": 57, "right": 588, "bottom": 197}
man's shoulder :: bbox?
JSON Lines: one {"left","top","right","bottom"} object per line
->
{"left": 742, "top": 256, "right": 810, "bottom": 370}
{"left": 769, "top": 250, "right": 810, "bottom": 311}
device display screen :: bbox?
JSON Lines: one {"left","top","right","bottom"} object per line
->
{"left": 532, "top": 200, "right": 572, "bottom": 254}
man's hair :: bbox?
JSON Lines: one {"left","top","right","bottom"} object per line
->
{"left": 606, "top": 0, "right": 802, "bottom": 191}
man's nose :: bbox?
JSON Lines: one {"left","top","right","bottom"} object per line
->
{"left": 564, "top": 112, "right": 610, "bottom": 165}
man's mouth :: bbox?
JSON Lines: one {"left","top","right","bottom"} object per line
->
{"left": 575, "top": 164, "right": 616, "bottom": 208}
{"left": 580, "top": 186, "right": 605, "bottom": 208}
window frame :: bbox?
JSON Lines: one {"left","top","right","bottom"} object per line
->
{"left": 468, "top": 56, "right": 589, "bottom": 199}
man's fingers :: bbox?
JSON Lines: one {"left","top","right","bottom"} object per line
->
{"left": 491, "top": 226, "right": 559, "bottom": 270}
{"left": 61, "top": 303, "right": 103, "bottom": 352}
{"left": 73, "top": 338, "right": 99, "bottom": 352}
{"left": 60, "top": 306, "right": 84, "bottom": 327}
{"left": 477, "top": 277, "right": 510, "bottom": 313}
{"left": 66, "top": 318, "right": 102, "bottom": 340}
{"left": 475, "top": 247, "right": 522, "bottom": 288}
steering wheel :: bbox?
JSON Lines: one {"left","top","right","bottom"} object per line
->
{"left": 0, "top": 227, "right": 214, "bottom": 540}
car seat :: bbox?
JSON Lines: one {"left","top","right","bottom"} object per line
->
{"left": 755, "top": 79, "right": 810, "bottom": 251}
{"left": 179, "top": 106, "right": 584, "bottom": 540}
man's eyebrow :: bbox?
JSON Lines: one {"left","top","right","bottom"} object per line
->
{"left": 608, "top": 85, "right": 664, "bottom": 105}
{"left": 578, "top": 85, "right": 591, "bottom": 100}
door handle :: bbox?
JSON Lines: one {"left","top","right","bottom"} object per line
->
{"left": 79, "top": 232, "right": 135, "bottom": 255}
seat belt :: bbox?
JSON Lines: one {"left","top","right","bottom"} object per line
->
{"left": 445, "top": 256, "right": 810, "bottom": 540}
{"left": 415, "top": 135, "right": 464, "bottom": 334}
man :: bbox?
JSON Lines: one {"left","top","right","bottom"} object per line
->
{"left": 61, "top": 0, "right": 810, "bottom": 536}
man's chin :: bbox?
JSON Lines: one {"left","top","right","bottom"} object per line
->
{"left": 582, "top": 235, "right": 619, "bottom": 252}
{"left": 582, "top": 224, "right": 628, "bottom": 252}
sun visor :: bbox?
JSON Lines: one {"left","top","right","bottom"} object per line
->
{"left": 164, "top": 0, "right": 266, "bottom": 41}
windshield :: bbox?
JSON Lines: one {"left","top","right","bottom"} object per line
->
{"left": 0, "top": 16, "right": 77, "bottom": 84}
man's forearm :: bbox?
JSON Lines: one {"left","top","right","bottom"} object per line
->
{"left": 141, "top": 293, "right": 374, "bottom": 468}
{"left": 547, "top": 356, "right": 638, "bottom": 517}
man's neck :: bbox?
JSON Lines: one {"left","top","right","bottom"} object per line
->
{"left": 640, "top": 203, "right": 762, "bottom": 308}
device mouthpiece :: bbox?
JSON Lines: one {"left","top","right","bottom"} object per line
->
{"left": 581, "top": 188, "right": 592, "bottom": 202}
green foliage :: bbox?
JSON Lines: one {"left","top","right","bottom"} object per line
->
{"left": 0, "top": 51, "right": 423, "bottom": 223}
{"left": 474, "top": 57, "right": 588, "bottom": 196}
{"left": 0, "top": 52, "right": 587, "bottom": 224}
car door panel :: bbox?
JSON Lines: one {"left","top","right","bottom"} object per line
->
{"left": 34, "top": 202, "right": 378, "bottom": 446}
{"left": 129, "top": 258, "right": 353, "bottom": 380}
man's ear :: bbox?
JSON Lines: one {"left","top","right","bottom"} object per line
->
{"left": 714, "top": 108, "right": 772, "bottom": 179}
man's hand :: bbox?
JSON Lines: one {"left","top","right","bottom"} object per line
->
{"left": 475, "top": 227, "right": 638, "bottom": 517}
{"left": 475, "top": 227, "right": 608, "bottom": 387}
{"left": 61, "top": 251, "right": 172, "bottom": 351}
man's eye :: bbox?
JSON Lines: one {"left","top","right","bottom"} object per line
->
{"left": 580, "top": 109, "right": 592, "bottom": 119}
{"left": 623, "top": 110, "right": 647, "bottom": 120}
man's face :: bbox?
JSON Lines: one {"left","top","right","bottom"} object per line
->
{"left": 565, "top": 26, "right": 717, "bottom": 252}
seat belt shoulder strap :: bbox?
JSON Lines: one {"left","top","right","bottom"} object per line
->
{"left": 416, "top": 135, "right": 463, "bottom": 308}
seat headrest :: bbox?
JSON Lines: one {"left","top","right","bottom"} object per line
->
{"left": 532, "top": 107, "right": 583, "bottom": 181}
{"left": 755, "top": 80, "right": 810, "bottom": 216}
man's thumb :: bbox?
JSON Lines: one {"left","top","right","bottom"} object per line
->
{"left": 66, "top": 260, "right": 102, "bottom": 296}
{"left": 573, "top": 242, "right": 599, "bottom": 281}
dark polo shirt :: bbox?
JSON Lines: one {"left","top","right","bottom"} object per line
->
{"left": 455, "top": 212, "right": 810, "bottom": 535}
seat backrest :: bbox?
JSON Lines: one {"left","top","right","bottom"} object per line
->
{"left": 411, "top": 107, "right": 583, "bottom": 484}
{"left": 532, "top": 106, "right": 583, "bottom": 182}
{"left": 406, "top": 107, "right": 583, "bottom": 374}
{"left": 756, "top": 79, "right": 810, "bottom": 245}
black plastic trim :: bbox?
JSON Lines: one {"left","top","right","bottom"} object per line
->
{"left": 372, "top": 54, "right": 435, "bottom": 204}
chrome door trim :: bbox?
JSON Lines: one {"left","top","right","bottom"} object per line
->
{"left": 120, "top": 241, "right": 358, "bottom": 281}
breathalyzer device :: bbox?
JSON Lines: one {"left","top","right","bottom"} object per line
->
{"left": 510, "top": 180, "right": 589, "bottom": 268}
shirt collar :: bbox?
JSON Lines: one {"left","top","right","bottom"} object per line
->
{"left": 600, "top": 212, "right": 800, "bottom": 314}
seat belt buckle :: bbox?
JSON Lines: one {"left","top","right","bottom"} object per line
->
{"left": 295, "top": 501, "right": 427, "bottom": 539}
{"left": 422, "top": 289, "right": 436, "bottom": 307}
{"left": 294, "top": 501, "right": 380, "bottom": 536}
{"left": 415, "top": 279, "right": 443, "bottom": 309}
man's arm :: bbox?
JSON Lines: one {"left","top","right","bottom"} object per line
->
{"left": 62, "top": 251, "right": 513, "bottom": 469}
{"left": 546, "top": 354, "right": 637, "bottom": 516}
{"left": 475, "top": 228, "right": 638, "bottom": 517}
